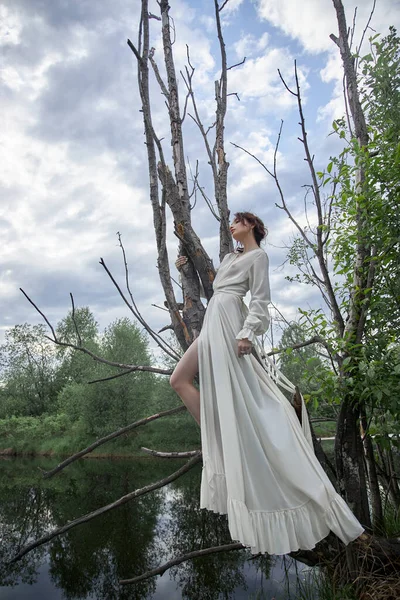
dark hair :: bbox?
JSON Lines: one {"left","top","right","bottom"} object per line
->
{"left": 233, "top": 211, "right": 268, "bottom": 251}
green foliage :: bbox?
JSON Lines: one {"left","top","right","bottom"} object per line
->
{"left": 59, "top": 317, "right": 157, "bottom": 437}
{"left": 0, "top": 323, "right": 61, "bottom": 418}
{"left": 284, "top": 29, "right": 400, "bottom": 430}
{"left": 0, "top": 414, "right": 71, "bottom": 453}
{"left": 0, "top": 307, "right": 199, "bottom": 456}
{"left": 56, "top": 307, "right": 100, "bottom": 385}
{"left": 277, "top": 322, "right": 337, "bottom": 412}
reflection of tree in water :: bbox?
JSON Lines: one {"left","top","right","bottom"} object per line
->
{"left": 46, "top": 462, "right": 161, "bottom": 600}
{"left": 0, "top": 466, "right": 47, "bottom": 587}
{"left": 161, "top": 464, "right": 271, "bottom": 599}
{"left": 0, "top": 457, "right": 182, "bottom": 599}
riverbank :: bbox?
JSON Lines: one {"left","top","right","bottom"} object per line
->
{"left": 0, "top": 414, "right": 337, "bottom": 460}
{"left": 0, "top": 447, "right": 167, "bottom": 459}
{"left": 0, "top": 411, "right": 202, "bottom": 459}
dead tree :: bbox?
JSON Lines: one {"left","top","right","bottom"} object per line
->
{"left": 127, "top": 0, "right": 238, "bottom": 348}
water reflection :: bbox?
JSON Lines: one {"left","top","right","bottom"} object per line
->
{"left": 160, "top": 468, "right": 271, "bottom": 599}
{"left": 0, "top": 457, "right": 314, "bottom": 599}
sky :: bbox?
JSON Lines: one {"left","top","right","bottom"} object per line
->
{"left": 1, "top": 0, "right": 399, "bottom": 361}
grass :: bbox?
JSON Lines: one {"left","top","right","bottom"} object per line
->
{"left": 0, "top": 411, "right": 201, "bottom": 458}
{"left": 382, "top": 501, "right": 400, "bottom": 538}
{"left": 296, "top": 568, "right": 357, "bottom": 600}
{"left": 247, "top": 565, "right": 357, "bottom": 600}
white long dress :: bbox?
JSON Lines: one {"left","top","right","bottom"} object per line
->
{"left": 197, "top": 247, "right": 364, "bottom": 555}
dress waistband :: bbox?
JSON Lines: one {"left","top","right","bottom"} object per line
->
{"left": 213, "top": 290, "right": 243, "bottom": 300}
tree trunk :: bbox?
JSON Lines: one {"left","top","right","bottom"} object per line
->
{"left": 212, "top": 0, "right": 232, "bottom": 261}
{"left": 331, "top": 0, "right": 372, "bottom": 525}
{"left": 360, "top": 408, "right": 384, "bottom": 533}
{"left": 335, "top": 397, "right": 371, "bottom": 528}
{"left": 385, "top": 440, "right": 400, "bottom": 508}
{"left": 133, "top": 0, "right": 191, "bottom": 350}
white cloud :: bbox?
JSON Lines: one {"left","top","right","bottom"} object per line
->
{"left": 221, "top": 0, "right": 245, "bottom": 15}
{"left": 228, "top": 46, "right": 309, "bottom": 113}
{"left": 199, "top": 15, "right": 216, "bottom": 34}
{"left": 234, "top": 31, "right": 269, "bottom": 58}
{"left": 0, "top": 4, "right": 23, "bottom": 45}
{"left": 256, "top": 0, "right": 400, "bottom": 126}
{"left": 256, "top": 0, "right": 400, "bottom": 55}
{"left": 256, "top": 0, "right": 336, "bottom": 53}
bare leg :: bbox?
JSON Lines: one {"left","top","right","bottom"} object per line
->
{"left": 170, "top": 337, "right": 200, "bottom": 426}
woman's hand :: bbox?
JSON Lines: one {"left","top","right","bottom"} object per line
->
{"left": 237, "top": 338, "right": 252, "bottom": 358}
{"left": 175, "top": 256, "right": 188, "bottom": 270}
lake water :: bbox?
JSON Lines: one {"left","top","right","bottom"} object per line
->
{"left": 0, "top": 457, "right": 317, "bottom": 599}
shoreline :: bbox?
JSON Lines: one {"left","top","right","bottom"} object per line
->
{"left": 0, "top": 447, "right": 165, "bottom": 460}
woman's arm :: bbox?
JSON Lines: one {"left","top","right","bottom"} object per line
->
{"left": 175, "top": 256, "right": 211, "bottom": 299}
{"left": 235, "top": 252, "right": 271, "bottom": 343}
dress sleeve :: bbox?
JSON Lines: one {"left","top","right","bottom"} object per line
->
{"left": 235, "top": 252, "right": 271, "bottom": 343}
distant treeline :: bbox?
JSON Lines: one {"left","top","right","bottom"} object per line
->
{"left": 0, "top": 308, "right": 200, "bottom": 456}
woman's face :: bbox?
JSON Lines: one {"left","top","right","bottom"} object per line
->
{"left": 229, "top": 217, "right": 252, "bottom": 241}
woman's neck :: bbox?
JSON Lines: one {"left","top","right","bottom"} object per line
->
{"left": 241, "top": 240, "right": 259, "bottom": 254}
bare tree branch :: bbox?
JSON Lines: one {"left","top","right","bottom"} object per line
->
{"left": 151, "top": 302, "right": 170, "bottom": 312}
{"left": 87, "top": 367, "right": 159, "bottom": 385}
{"left": 348, "top": 6, "right": 358, "bottom": 51}
{"left": 40, "top": 406, "right": 186, "bottom": 479}
{"left": 266, "top": 336, "right": 332, "bottom": 357}
{"left": 212, "top": 0, "right": 233, "bottom": 260}
{"left": 187, "top": 157, "right": 199, "bottom": 205}
{"left": 21, "top": 288, "right": 171, "bottom": 375}
{"left": 231, "top": 126, "right": 314, "bottom": 251}
{"left": 181, "top": 45, "right": 216, "bottom": 186}
{"left": 180, "top": 53, "right": 195, "bottom": 124}
{"left": 100, "top": 253, "right": 180, "bottom": 361}
{"left": 69, "top": 293, "right": 82, "bottom": 346}
{"left": 354, "top": 0, "right": 377, "bottom": 72}
{"left": 127, "top": 38, "right": 142, "bottom": 62}
{"left": 140, "top": 447, "right": 199, "bottom": 458}
{"left": 120, "top": 542, "right": 244, "bottom": 585}
{"left": 276, "top": 64, "right": 347, "bottom": 337}
{"left": 218, "top": 0, "right": 232, "bottom": 12}
{"left": 11, "top": 453, "right": 202, "bottom": 563}
{"left": 127, "top": 2, "right": 195, "bottom": 352}
{"left": 194, "top": 179, "right": 221, "bottom": 221}
{"left": 227, "top": 57, "right": 246, "bottom": 70}
{"left": 20, "top": 288, "right": 58, "bottom": 341}
{"left": 158, "top": 324, "right": 174, "bottom": 333}
{"left": 149, "top": 47, "right": 170, "bottom": 102}
{"left": 277, "top": 69, "right": 297, "bottom": 96}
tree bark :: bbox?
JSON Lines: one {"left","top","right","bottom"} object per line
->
{"left": 213, "top": 0, "right": 232, "bottom": 261}
{"left": 360, "top": 408, "right": 384, "bottom": 533}
{"left": 129, "top": 1, "right": 190, "bottom": 350}
{"left": 335, "top": 397, "right": 371, "bottom": 528}
{"left": 331, "top": 0, "right": 373, "bottom": 526}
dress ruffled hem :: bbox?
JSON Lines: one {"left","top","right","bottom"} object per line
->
{"left": 200, "top": 463, "right": 364, "bottom": 555}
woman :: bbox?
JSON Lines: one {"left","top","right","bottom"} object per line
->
{"left": 170, "top": 211, "right": 365, "bottom": 555}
